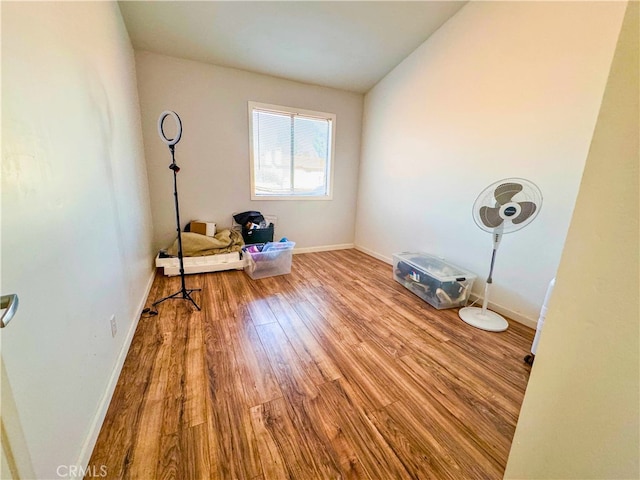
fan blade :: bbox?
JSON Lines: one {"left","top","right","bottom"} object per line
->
{"left": 494, "top": 182, "right": 523, "bottom": 205}
{"left": 479, "top": 206, "right": 503, "bottom": 228}
{"left": 512, "top": 201, "right": 537, "bottom": 224}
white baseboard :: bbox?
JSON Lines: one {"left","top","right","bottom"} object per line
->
{"left": 76, "top": 269, "right": 156, "bottom": 472}
{"left": 355, "top": 244, "right": 537, "bottom": 330}
{"left": 294, "top": 243, "right": 354, "bottom": 254}
{"left": 354, "top": 244, "right": 393, "bottom": 264}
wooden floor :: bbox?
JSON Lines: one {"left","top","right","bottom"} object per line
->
{"left": 88, "top": 249, "right": 534, "bottom": 479}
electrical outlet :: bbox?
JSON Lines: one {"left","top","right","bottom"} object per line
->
{"left": 110, "top": 315, "right": 117, "bottom": 338}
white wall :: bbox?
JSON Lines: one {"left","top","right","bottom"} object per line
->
{"left": 506, "top": 2, "right": 639, "bottom": 477}
{"left": 1, "top": 2, "right": 154, "bottom": 478}
{"left": 355, "top": 1, "right": 626, "bottom": 323}
{"left": 135, "top": 51, "right": 363, "bottom": 252}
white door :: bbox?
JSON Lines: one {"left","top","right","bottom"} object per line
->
{"left": 1, "top": 296, "right": 36, "bottom": 479}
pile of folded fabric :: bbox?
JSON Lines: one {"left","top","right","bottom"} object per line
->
{"left": 164, "top": 228, "right": 244, "bottom": 257}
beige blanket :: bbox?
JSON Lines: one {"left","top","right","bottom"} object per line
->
{"left": 166, "top": 229, "right": 244, "bottom": 257}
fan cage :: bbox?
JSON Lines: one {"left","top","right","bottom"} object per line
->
{"left": 472, "top": 178, "right": 542, "bottom": 234}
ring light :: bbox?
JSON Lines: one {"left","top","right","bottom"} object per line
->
{"left": 151, "top": 110, "right": 201, "bottom": 312}
{"left": 158, "top": 110, "right": 182, "bottom": 146}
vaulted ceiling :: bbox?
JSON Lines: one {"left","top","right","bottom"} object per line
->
{"left": 119, "top": 1, "right": 466, "bottom": 93}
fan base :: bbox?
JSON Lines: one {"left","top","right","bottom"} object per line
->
{"left": 459, "top": 307, "right": 509, "bottom": 332}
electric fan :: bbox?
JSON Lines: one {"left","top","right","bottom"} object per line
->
{"left": 459, "top": 178, "right": 542, "bottom": 332}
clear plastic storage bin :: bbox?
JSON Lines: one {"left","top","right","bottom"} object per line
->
{"left": 392, "top": 252, "right": 476, "bottom": 309}
{"left": 243, "top": 241, "right": 296, "bottom": 280}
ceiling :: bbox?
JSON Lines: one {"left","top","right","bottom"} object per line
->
{"left": 118, "top": 1, "right": 466, "bottom": 93}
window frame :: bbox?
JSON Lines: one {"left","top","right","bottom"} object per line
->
{"left": 248, "top": 101, "right": 336, "bottom": 201}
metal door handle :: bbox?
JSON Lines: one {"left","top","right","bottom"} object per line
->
{"left": 1, "top": 294, "right": 19, "bottom": 328}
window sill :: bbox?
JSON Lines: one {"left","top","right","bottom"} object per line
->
{"left": 251, "top": 194, "right": 333, "bottom": 201}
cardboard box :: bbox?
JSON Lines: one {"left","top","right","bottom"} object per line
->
{"left": 190, "top": 221, "right": 216, "bottom": 237}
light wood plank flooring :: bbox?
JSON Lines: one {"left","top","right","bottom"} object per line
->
{"left": 88, "top": 249, "right": 534, "bottom": 479}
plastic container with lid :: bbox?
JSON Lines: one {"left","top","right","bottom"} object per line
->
{"left": 243, "top": 241, "right": 296, "bottom": 280}
{"left": 392, "top": 252, "right": 476, "bottom": 309}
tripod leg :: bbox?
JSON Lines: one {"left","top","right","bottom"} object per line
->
{"left": 153, "top": 287, "right": 202, "bottom": 310}
{"left": 183, "top": 289, "right": 201, "bottom": 311}
{"left": 152, "top": 289, "right": 183, "bottom": 307}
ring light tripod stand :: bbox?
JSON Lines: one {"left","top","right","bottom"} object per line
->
{"left": 152, "top": 111, "right": 201, "bottom": 311}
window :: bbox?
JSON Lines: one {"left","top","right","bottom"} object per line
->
{"left": 248, "top": 102, "right": 335, "bottom": 200}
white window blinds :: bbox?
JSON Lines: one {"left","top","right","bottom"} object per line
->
{"left": 249, "top": 103, "right": 334, "bottom": 199}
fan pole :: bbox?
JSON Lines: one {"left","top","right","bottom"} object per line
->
{"left": 459, "top": 229, "right": 509, "bottom": 332}
{"left": 481, "top": 231, "right": 502, "bottom": 314}
{"left": 481, "top": 284, "right": 491, "bottom": 313}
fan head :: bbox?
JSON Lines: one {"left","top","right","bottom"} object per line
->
{"left": 473, "top": 178, "right": 542, "bottom": 233}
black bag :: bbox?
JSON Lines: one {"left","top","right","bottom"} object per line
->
{"left": 233, "top": 211, "right": 265, "bottom": 227}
